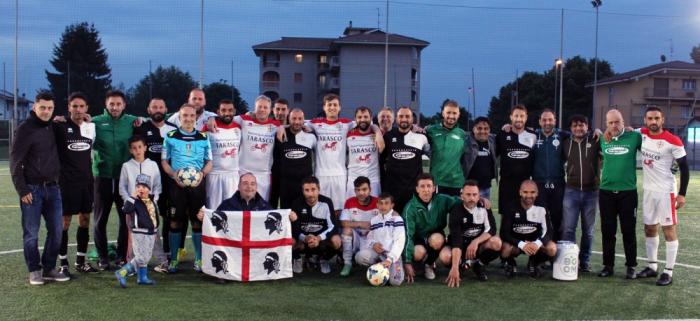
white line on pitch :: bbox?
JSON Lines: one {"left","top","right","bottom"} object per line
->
{"left": 590, "top": 250, "right": 700, "bottom": 270}
{"left": 0, "top": 236, "right": 193, "bottom": 255}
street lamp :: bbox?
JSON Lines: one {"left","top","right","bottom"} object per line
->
{"left": 592, "top": 0, "right": 602, "bottom": 128}
{"left": 555, "top": 58, "right": 565, "bottom": 126}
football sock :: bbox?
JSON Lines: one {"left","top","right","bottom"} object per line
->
{"left": 180, "top": 220, "right": 189, "bottom": 248}
{"left": 645, "top": 236, "right": 659, "bottom": 271}
{"left": 664, "top": 240, "right": 678, "bottom": 277}
{"left": 60, "top": 230, "right": 69, "bottom": 266}
{"left": 341, "top": 234, "right": 353, "bottom": 266}
{"left": 192, "top": 232, "right": 202, "bottom": 262}
{"left": 169, "top": 232, "right": 182, "bottom": 261}
{"left": 76, "top": 227, "right": 89, "bottom": 265}
{"left": 479, "top": 249, "right": 500, "bottom": 265}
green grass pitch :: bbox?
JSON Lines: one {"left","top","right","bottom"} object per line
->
{"left": 0, "top": 165, "right": 699, "bottom": 320}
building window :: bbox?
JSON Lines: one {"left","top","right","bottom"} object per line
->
{"left": 318, "top": 74, "right": 327, "bottom": 88}
{"left": 295, "top": 54, "right": 303, "bottom": 63}
{"left": 608, "top": 87, "right": 615, "bottom": 106}
{"left": 688, "top": 127, "right": 700, "bottom": 143}
{"left": 319, "top": 54, "right": 327, "bottom": 64}
{"left": 411, "top": 90, "right": 417, "bottom": 102}
{"left": 683, "top": 79, "right": 696, "bottom": 91}
{"left": 294, "top": 73, "right": 303, "bottom": 84}
{"left": 294, "top": 93, "right": 303, "bottom": 103}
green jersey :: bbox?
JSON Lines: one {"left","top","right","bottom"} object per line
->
{"left": 426, "top": 124, "right": 467, "bottom": 188}
{"left": 600, "top": 130, "right": 641, "bottom": 191}
{"left": 402, "top": 193, "right": 460, "bottom": 263}
{"left": 92, "top": 111, "right": 138, "bottom": 178}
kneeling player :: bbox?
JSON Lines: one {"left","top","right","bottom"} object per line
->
{"left": 446, "top": 181, "right": 501, "bottom": 287}
{"left": 340, "top": 176, "right": 377, "bottom": 276}
{"left": 500, "top": 180, "right": 557, "bottom": 278}
{"left": 355, "top": 193, "right": 405, "bottom": 286}
{"left": 290, "top": 176, "right": 342, "bottom": 274}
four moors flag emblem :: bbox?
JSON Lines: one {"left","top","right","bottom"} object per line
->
{"left": 202, "top": 209, "right": 293, "bottom": 282}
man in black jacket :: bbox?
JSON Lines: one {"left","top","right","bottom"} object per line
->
{"left": 10, "top": 92, "right": 70, "bottom": 285}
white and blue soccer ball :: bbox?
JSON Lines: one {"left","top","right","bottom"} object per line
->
{"left": 177, "top": 166, "right": 202, "bottom": 187}
{"left": 366, "top": 263, "right": 390, "bottom": 287}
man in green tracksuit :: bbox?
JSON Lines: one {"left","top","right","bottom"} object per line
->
{"left": 425, "top": 99, "right": 468, "bottom": 196}
{"left": 92, "top": 90, "right": 138, "bottom": 270}
{"left": 402, "top": 173, "right": 460, "bottom": 283}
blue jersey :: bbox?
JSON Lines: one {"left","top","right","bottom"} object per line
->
{"left": 162, "top": 129, "right": 212, "bottom": 171}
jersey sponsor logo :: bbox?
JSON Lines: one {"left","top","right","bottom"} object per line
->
{"left": 300, "top": 222, "right": 323, "bottom": 233}
{"left": 507, "top": 150, "right": 529, "bottom": 159}
{"left": 148, "top": 144, "right": 163, "bottom": 153}
{"left": 643, "top": 159, "right": 654, "bottom": 168}
{"left": 250, "top": 143, "right": 269, "bottom": 152}
{"left": 605, "top": 146, "right": 629, "bottom": 155}
{"left": 451, "top": 134, "right": 461, "bottom": 140}
{"left": 463, "top": 227, "right": 483, "bottom": 238}
{"left": 513, "top": 225, "right": 537, "bottom": 234}
{"left": 641, "top": 149, "right": 661, "bottom": 160}
{"left": 221, "top": 148, "right": 237, "bottom": 158}
{"left": 358, "top": 153, "right": 372, "bottom": 163}
{"left": 392, "top": 151, "right": 415, "bottom": 160}
{"left": 285, "top": 150, "right": 307, "bottom": 159}
{"left": 67, "top": 142, "right": 90, "bottom": 151}
{"left": 323, "top": 141, "right": 338, "bottom": 151}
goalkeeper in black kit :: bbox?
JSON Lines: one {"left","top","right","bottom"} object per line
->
{"left": 500, "top": 180, "right": 557, "bottom": 279}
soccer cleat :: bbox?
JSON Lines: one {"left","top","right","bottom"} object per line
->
{"left": 625, "top": 267, "right": 637, "bottom": 279}
{"left": 527, "top": 257, "right": 541, "bottom": 279}
{"left": 98, "top": 260, "right": 111, "bottom": 271}
{"left": 28, "top": 271, "right": 44, "bottom": 285}
{"left": 168, "top": 260, "right": 179, "bottom": 273}
{"left": 137, "top": 267, "right": 155, "bottom": 285}
{"left": 504, "top": 262, "right": 517, "bottom": 278}
{"left": 293, "top": 258, "right": 303, "bottom": 274}
{"left": 177, "top": 248, "right": 187, "bottom": 262}
{"left": 193, "top": 259, "right": 203, "bottom": 273}
{"left": 636, "top": 266, "right": 658, "bottom": 279}
{"left": 153, "top": 262, "right": 169, "bottom": 274}
{"left": 340, "top": 265, "right": 352, "bottom": 277}
{"left": 59, "top": 265, "right": 72, "bottom": 279}
{"left": 319, "top": 260, "right": 331, "bottom": 274}
{"left": 472, "top": 262, "right": 488, "bottom": 282}
{"left": 43, "top": 269, "right": 70, "bottom": 282}
{"left": 424, "top": 264, "right": 436, "bottom": 280}
{"left": 598, "top": 266, "right": 614, "bottom": 277}
{"left": 656, "top": 272, "right": 672, "bottom": 286}
{"left": 75, "top": 262, "right": 100, "bottom": 274}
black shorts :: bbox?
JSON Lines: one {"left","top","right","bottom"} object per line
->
{"left": 168, "top": 178, "right": 206, "bottom": 222}
{"left": 60, "top": 183, "right": 94, "bottom": 215}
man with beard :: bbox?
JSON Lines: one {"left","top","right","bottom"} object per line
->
{"left": 425, "top": 100, "right": 467, "bottom": 196}
{"left": 500, "top": 180, "right": 557, "bottom": 279}
{"left": 496, "top": 104, "right": 537, "bottom": 215}
{"left": 272, "top": 108, "right": 316, "bottom": 209}
{"left": 381, "top": 106, "right": 430, "bottom": 214}
{"left": 134, "top": 97, "right": 178, "bottom": 266}
{"left": 201, "top": 99, "right": 241, "bottom": 209}
{"left": 168, "top": 88, "right": 217, "bottom": 129}
{"left": 463, "top": 117, "right": 497, "bottom": 199}
{"left": 339, "top": 176, "right": 378, "bottom": 276}
{"left": 377, "top": 107, "right": 395, "bottom": 134}
{"left": 273, "top": 98, "right": 289, "bottom": 125}
{"left": 268, "top": 98, "right": 290, "bottom": 207}
{"left": 346, "top": 107, "right": 383, "bottom": 198}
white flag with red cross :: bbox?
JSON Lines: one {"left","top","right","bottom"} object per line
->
{"left": 202, "top": 209, "right": 293, "bottom": 282}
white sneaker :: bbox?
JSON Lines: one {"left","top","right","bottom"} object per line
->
{"left": 293, "top": 258, "right": 303, "bottom": 274}
{"left": 424, "top": 264, "right": 436, "bottom": 280}
{"left": 320, "top": 260, "right": 331, "bottom": 274}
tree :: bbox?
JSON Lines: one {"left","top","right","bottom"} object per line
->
{"left": 45, "top": 22, "right": 111, "bottom": 116}
{"left": 419, "top": 99, "right": 473, "bottom": 131}
{"left": 203, "top": 80, "right": 249, "bottom": 115}
{"left": 691, "top": 44, "right": 700, "bottom": 64}
{"left": 487, "top": 55, "right": 613, "bottom": 130}
{"left": 127, "top": 66, "right": 197, "bottom": 116}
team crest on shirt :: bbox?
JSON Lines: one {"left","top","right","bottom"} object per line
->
{"left": 657, "top": 141, "right": 663, "bottom": 149}
{"left": 67, "top": 127, "right": 73, "bottom": 134}
{"left": 147, "top": 130, "right": 153, "bottom": 136}
{"left": 515, "top": 212, "right": 520, "bottom": 219}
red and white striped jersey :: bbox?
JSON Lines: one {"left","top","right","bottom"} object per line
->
{"left": 340, "top": 196, "right": 378, "bottom": 240}
{"left": 346, "top": 128, "right": 380, "bottom": 181}
{"left": 234, "top": 115, "right": 280, "bottom": 174}
{"left": 640, "top": 128, "right": 686, "bottom": 193}
{"left": 202, "top": 119, "right": 242, "bottom": 174}
{"left": 309, "top": 118, "right": 354, "bottom": 176}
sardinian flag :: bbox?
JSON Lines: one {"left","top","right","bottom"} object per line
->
{"left": 202, "top": 209, "right": 293, "bottom": 282}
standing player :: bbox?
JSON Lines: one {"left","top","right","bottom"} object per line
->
{"left": 161, "top": 104, "right": 213, "bottom": 273}
{"left": 167, "top": 88, "right": 216, "bottom": 129}
{"left": 496, "top": 104, "right": 536, "bottom": 215}
{"left": 463, "top": 117, "right": 497, "bottom": 199}
{"left": 201, "top": 99, "right": 241, "bottom": 209}
{"left": 377, "top": 107, "right": 395, "bottom": 134}
{"left": 636, "top": 107, "right": 689, "bottom": 286}
{"left": 346, "top": 107, "right": 383, "bottom": 198}
{"left": 339, "top": 176, "right": 378, "bottom": 276}
{"left": 272, "top": 108, "right": 316, "bottom": 209}
{"left": 446, "top": 180, "right": 501, "bottom": 286}
{"left": 269, "top": 98, "right": 290, "bottom": 207}
{"left": 235, "top": 95, "right": 280, "bottom": 200}
{"left": 425, "top": 100, "right": 467, "bottom": 196}
{"left": 500, "top": 180, "right": 557, "bottom": 279}
{"left": 381, "top": 106, "right": 430, "bottom": 214}
{"left": 54, "top": 92, "right": 99, "bottom": 275}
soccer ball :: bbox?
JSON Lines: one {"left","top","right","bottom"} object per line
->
{"left": 366, "top": 263, "right": 390, "bottom": 286}
{"left": 177, "top": 166, "right": 202, "bottom": 187}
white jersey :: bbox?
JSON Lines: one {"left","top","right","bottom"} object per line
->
{"left": 309, "top": 118, "right": 354, "bottom": 176}
{"left": 640, "top": 128, "right": 686, "bottom": 193}
{"left": 235, "top": 115, "right": 280, "bottom": 174}
{"left": 366, "top": 210, "right": 406, "bottom": 263}
{"left": 168, "top": 110, "right": 217, "bottom": 130}
{"left": 346, "top": 128, "right": 380, "bottom": 181}
{"left": 340, "top": 197, "right": 378, "bottom": 244}
{"left": 201, "top": 119, "right": 242, "bottom": 174}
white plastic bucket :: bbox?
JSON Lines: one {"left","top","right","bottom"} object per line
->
{"left": 553, "top": 241, "right": 579, "bottom": 281}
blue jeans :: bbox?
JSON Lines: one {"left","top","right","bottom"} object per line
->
{"left": 562, "top": 187, "right": 598, "bottom": 266}
{"left": 21, "top": 184, "right": 63, "bottom": 272}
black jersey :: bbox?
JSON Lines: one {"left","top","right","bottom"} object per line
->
{"left": 273, "top": 128, "right": 316, "bottom": 181}
{"left": 449, "top": 205, "right": 496, "bottom": 248}
{"left": 290, "top": 195, "right": 337, "bottom": 240}
{"left": 500, "top": 202, "right": 552, "bottom": 246}
{"left": 133, "top": 120, "right": 177, "bottom": 164}
{"left": 381, "top": 128, "right": 430, "bottom": 194}
{"left": 53, "top": 119, "right": 94, "bottom": 186}
{"left": 496, "top": 129, "right": 537, "bottom": 181}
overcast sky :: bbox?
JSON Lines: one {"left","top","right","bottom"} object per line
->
{"left": 1, "top": 0, "right": 698, "bottom": 116}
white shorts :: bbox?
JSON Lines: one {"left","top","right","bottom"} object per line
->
{"left": 345, "top": 229, "right": 370, "bottom": 252}
{"left": 206, "top": 172, "right": 239, "bottom": 209}
{"left": 346, "top": 176, "right": 381, "bottom": 199}
{"left": 251, "top": 172, "right": 272, "bottom": 201}
{"left": 318, "top": 175, "right": 346, "bottom": 211}
{"left": 643, "top": 190, "right": 677, "bottom": 226}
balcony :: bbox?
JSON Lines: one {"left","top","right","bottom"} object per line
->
{"left": 262, "top": 81, "right": 279, "bottom": 89}
{"left": 330, "top": 56, "right": 340, "bottom": 70}
{"left": 411, "top": 79, "right": 418, "bottom": 87}
{"left": 643, "top": 87, "right": 698, "bottom": 100}
{"left": 263, "top": 61, "right": 279, "bottom": 68}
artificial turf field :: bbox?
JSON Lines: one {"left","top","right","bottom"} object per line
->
{"left": 0, "top": 165, "right": 699, "bottom": 321}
